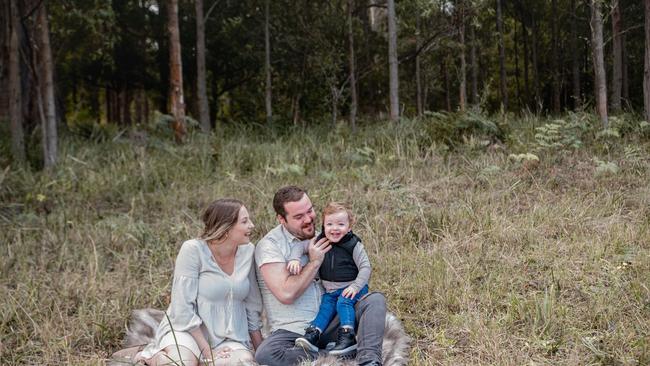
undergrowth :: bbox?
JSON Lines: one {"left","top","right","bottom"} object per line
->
{"left": 1, "top": 112, "right": 649, "bottom": 365}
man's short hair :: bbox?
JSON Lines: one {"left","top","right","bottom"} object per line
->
{"left": 273, "top": 186, "right": 307, "bottom": 218}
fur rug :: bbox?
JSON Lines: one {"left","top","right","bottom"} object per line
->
{"left": 109, "top": 309, "right": 410, "bottom": 365}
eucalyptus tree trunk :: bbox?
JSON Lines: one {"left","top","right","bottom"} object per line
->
{"left": 168, "top": 0, "right": 186, "bottom": 143}
{"left": 551, "top": 0, "right": 561, "bottom": 114}
{"left": 470, "top": 23, "right": 479, "bottom": 105}
{"left": 291, "top": 93, "right": 301, "bottom": 125}
{"left": 38, "top": 3, "right": 57, "bottom": 168}
{"left": 415, "top": 14, "right": 423, "bottom": 116}
{"left": 571, "top": 0, "right": 581, "bottom": 109}
{"left": 521, "top": 15, "right": 530, "bottom": 107}
{"left": 611, "top": 0, "right": 623, "bottom": 113}
{"left": 105, "top": 87, "right": 112, "bottom": 123}
{"left": 442, "top": 60, "right": 451, "bottom": 112}
{"left": 9, "top": 0, "right": 25, "bottom": 162}
{"left": 264, "top": 0, "right": 272, "bottom": 123}
{"left": 514, "top": 22, "right": 521, "bottom": 109}
{"left": 331, "top": 87, "right": 340, "bottom": 127}
{"left": 135, "top": 89, "right": 144, "bottom": 125}
{"left": 458, "top": 1, "right": 467, "bottom": 112}
{"left": 643, "top": 0, "right": 650, "bottom": 122}
{"left": 195, "top": 0, "right": 211, "bottom": 132}
{"left": 387, "top": 0, "right": 399, "bottom": 121}
{"left": 622, "top": 35, "right": 629, "bottom": 102}
{"left": 590, "top": 0, "right": 608, "bottom": 128}
{"left": 348, "top": 0, "right": 358, "bottom": 132}
{"left": 532, "top": 15, "right": 540, "bottom": 110}
{"left": 119, "top": 88, "right": 132, "bottom": 125}
{"left": 496, "top": 0, "right": 508, "bottom": 110}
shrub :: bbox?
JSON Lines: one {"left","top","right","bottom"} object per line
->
{"left": 533, "top": 119, "right": 583, "bottom": 152}
{"left": 70, "top": 120, "right": 119, "bottom": 142}
{"left": 421, "top": 111, "right": 507, "bottom": 149}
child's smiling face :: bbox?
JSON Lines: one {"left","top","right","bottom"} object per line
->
{"left": 323, "top": 211, "right": 351, "bottom": 243}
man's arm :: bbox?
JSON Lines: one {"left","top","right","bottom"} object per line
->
{"left": 259, "top": 236, "right": 330, "bottom": 305}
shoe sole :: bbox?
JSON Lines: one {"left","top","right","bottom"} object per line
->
{"left": 295, "top": 337, "right": 319, "bottom": 352}
{"left": 327, "top": 343, "right": 358, "bottom": 356}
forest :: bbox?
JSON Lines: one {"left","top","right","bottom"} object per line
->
{"left": 1, "top": 0, "right": 650, "bottom": 365}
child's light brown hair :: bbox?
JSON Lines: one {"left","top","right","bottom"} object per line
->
{"left": 322, "top": 202, "right": 356, "bottom": 226}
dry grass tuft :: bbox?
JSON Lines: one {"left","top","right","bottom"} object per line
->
{"left": 1, "top": 115, "right": 649, "bottom": 365}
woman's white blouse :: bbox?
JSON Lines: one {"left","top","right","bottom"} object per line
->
{"left": 146, "top": 239, "right": 263, "bottom": 353}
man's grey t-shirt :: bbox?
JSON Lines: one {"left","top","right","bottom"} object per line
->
{"left": 255, "top": 224, "right": 322, "bottom": 334}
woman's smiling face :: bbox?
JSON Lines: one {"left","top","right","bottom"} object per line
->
{"left": 228, "top": 206, "right": 255, "bottom": 245}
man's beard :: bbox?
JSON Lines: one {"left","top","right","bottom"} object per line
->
{"left": 290, "top": 223, "right": 316, "bottom": 241}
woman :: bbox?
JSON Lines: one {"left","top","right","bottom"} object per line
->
{"left": 135, "top": 198, "right": 263, "bottom": 365}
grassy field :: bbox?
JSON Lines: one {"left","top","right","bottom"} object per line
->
{"left": 1, "top": 113, "right": 649, "bottom": 365}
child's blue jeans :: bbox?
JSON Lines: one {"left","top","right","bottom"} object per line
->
{"left": 312, "top": 285, "right": 369, "bottom": 331}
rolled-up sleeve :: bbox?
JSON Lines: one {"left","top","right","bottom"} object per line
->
{"left": 287, "top": 241, "right": 308, "bottom": 262}
{"left": 244, "top": 259, "right": 263, "bottom": 331}
{"left": 255, "top": 238, "right": 286, "bottom": 267}
{"left": 166, "top": 241, "right": 203, "bottom": 332}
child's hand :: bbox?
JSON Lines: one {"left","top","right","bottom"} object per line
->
{"left": 287, "top": 260, "right": 302, "bottom": 275}
{"left": 342, "top": 286, "right": 358, "bottom": 299}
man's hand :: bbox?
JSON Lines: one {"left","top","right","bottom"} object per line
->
{"left": 260, "top": 236, "right": 331, "bottom": 305}
{"left": 308, "top": 236, "right": 331, "bottom": 265}
{"left": 287, "top": 260, "right": 302, "bottom": 275}
{"left": 342, "top": 286, "right": 358, "bottom": 299}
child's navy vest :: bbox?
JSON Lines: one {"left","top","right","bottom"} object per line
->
{"left": 318, "top": 231, "right": 360, "bottom": 282}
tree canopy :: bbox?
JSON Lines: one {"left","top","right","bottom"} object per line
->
{"left": 1, "top": 0, "right": 650, "bottom": 164}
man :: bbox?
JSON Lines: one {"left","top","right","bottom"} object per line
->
{"left": 254, "top": 186, "right": 386, "bottom": 366}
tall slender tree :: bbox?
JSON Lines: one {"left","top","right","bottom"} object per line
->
{"left": 622, "top": 34, "right": 629, "bottom": 101}
{"left": 590, "top": 0, "right": 608, "bottom": 128}
{"left": 168, "top": 0, "right": 186, "bottom": 143}
{"left": 347, "top": 0, "right": 358, "bottom": 132}
{"left": 416, "top": 14, "right": 423, "bottom": 116}
{"left": 264, "top": 0, "right": 272, "bottom": 123}
{"left": 514, "top": 21, "right": 521, "bottom": 108}
{"left": 38, "top": 3, "right": 57, "bottom": 168}
{"left": 519, "top": 5, "right": 530, "bottom": 107}
{"left": 443, "top": 58, "right": 451, "bottom": 111}
{"left": 496, "top": 0, "right": 508, "bottom": 109}
{"left": 195, "top": 0, "right": 211, "bottom": 132}
{"left": 458, "top": 0, "right": 467, "bottom": 112}
{"left": 470, "top": 22, "right": 479, "bottom": 105}
{"left": 551, "top": 0, "right": 561, "bottom": 113}
{"left": 611, "top": 0, "right": 623, "bottom": 112}
{"left": 387, "top": 0, "right": 399, "bottom": 121}
{"left": 8, "top": 0, "right": 25, "bottom": 163}
{"left": 571, "top": 0, "right": 581, "bottom": 109}
{"left": 644, "top": 0, "right": 650, "bottom": 123}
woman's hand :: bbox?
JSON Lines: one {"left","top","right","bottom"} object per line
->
{"left": 214, "top": 347, "right": 232, "bottom": 359}
{"left": 200, "top": 347, "right": 232, "bottom": 364}
{"left": 286, "top": 260, "right": 302, "bottom": 275}
{"left": 342, "top": 286, "right": 358, "bottom": 299}
{"left": 191, "top": 328, "right": 213, "bottom": 363}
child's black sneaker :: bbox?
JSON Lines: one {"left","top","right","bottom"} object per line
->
{"left": 328, "top": 327, "right": 357, "bottom": 356}
{"left": 295, "top": 326, "right": 321, "bottom": 352}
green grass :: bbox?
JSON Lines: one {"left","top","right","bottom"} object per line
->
{"left": 1, "top": 114, "right": 649, "bottom": 365}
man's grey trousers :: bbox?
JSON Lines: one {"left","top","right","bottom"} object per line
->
{"left": 255, "top": 292, "right": 387, "bottom": 365}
